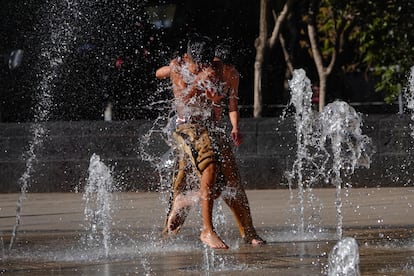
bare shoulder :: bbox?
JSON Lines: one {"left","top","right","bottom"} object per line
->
{"left": 170, "top": 58, "right": 179, "bottom": 69}
{"left": 169, "top": 58, "right": 182, "bottom": 76}
{"left": 229, "top": 65, "right": 240, "bottom": 77}
{"left": 224, "top": 64, "right": 240, "bottom": 81}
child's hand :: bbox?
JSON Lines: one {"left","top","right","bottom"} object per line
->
{"left": 231, "top": 130, "right": 243, "bottom": 146}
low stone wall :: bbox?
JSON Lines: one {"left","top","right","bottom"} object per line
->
{"left": 0, "top": 114, "right": 413, "bottom": 192}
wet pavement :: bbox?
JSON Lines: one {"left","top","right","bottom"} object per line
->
{"left": 1, "top": 188, "right": 414, "bottom": 275}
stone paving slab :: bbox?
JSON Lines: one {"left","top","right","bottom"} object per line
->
{"left": 1, "top": 188, "right": 413, "bottom": 275}
{"left": 1, "top": 187, "right": 413, "bottom": 233}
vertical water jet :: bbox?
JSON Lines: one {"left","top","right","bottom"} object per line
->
{"left": 404, "top": 66, "right": 414, "bottom": 137}
{"left": 83, "top": 153, "right": 115, "bottom": 258}
{"left": 328, "top": 237, "right": 360, "bottom": 276}
{"left": 9, "top": 0, "right": 81, "bottom": 250}
{"left": 286, "top": 68, "right": 322, "bottom": 236}
{"left": 319, "top": 101, "right": 373, "bottom": 239}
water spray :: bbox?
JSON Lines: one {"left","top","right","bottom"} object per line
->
{"left": 83, "top": 153, "right": 115, "bottom": 258}
{"left": 8, "top": 0, "right": 81, "bottom": 251}
{"left": 328, "top": 237, "right": 360, "bottom": 276}
{"left": 319, "top": 101, "right": 373, "bottom": 239}
{"left": 404, "top": 66, "right": 414, "bottom": 137}
{"left": 286, "top": 69, "right": 373, "bottom": 239}
{"left": 286, "top": 69, "right": 323, "bottom": 235}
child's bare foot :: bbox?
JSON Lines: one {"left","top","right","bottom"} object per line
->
{"left": 251, "top": 237, "right": 266, "bottom": 246}
{"left": 200, "top": 230, "right": 229, "bottom": 249}
{"left": 163, "top": 193, "right": 198, "bottom": 236}
{"left": 162, "top": 206, "right": 189, "bottom": 236}
{"left": 243, "top": 234, "right": 266, "bottom": 246}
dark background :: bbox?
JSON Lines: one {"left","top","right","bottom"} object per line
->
{"left": 0, "top": 0, "right": 389, "bottom": 122}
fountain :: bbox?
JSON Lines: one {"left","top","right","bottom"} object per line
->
{"left": 285, "top": 68, "right": 322, "bottom": 237}
{"left": 82, "top": 153, "right": 115, "bottom": 258}
{"left": 2, "top": 55, "right": 414, "bottom": 273}
{"left": 319, "top": 101, "right": 373, "bottom": 239}
{"left": 8, "top": 125, "right": 47, "bottom": 251}
{"left": 286, "top": 69, "right": 374, "bottom": 241}
{"left": 1, "top": 82, "right": 414, "bottom": 275}
{"left": 1, "top": 1, "right": 414, "bottom": 274}
{"left": 405, "top": 66, "right": 414, "bottom": 137}
{"left": 7, "top": 0, "right": 81, "bottom": 250}
{"left": 328, "top": 237, "right": 360, "bottom": 276}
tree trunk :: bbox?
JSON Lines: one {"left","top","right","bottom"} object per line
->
{"left": 318, "top": 75, "right": 327, "bottom": 112}
{"left": 253, "top": 59, "right": 263, "bottom": 118}
{"left": 253, "top": 0, "right": 268, "bottom": 118}
{"left": 307, "top": 1, "right": 338, "bottom": 112}
{"left": 279, "top": 34, "right": 293, "bottom": 76}
{"left": 307, "top": 17, "right": 336, "bottom": 112}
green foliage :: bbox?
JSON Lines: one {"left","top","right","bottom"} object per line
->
{"left": 374, "top": 66, "right": 403, "bottom": 103}
{"left": 300, "top": 0, "right": 362, "bottom": 66}
{"left": 292, "top": 0, "right": 413, "bottom": 103}
{"left": 356, "top": 0, "right": 414, "bottom": 102}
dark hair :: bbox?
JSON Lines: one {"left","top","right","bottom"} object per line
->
{"left": 186, "top": 35, "right": 214, "bottom": 65}
{"left": 214, "top": 44, "right": 233, "bottom": 64}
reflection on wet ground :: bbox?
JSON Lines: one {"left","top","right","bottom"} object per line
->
{"left": 1, "top": 189, "right": 413, "bottom": 275}
{"left": 1, "top": 227, "right": 413, "bottom": 275}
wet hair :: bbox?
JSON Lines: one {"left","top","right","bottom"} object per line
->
{"left": 186, "top": 35, "right": 214, "bottom": 65}
{"left": 214, "top": 44, "right": 233, "bottom": 65}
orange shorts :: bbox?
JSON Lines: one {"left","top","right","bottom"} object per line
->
{"left": 173, "top": 123, "right": 217, "bottom": 173}
{"left": 172, "top": 123, "right": 241, "bottom": 196}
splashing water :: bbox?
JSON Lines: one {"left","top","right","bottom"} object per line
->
{"left": 203, "top": 246, "right": 216, "bottom": 273}
{"left": 404, "top": 66, "right": 414, "bottom": 137}
{"left": 8, "top": 0, "right": 82, "bottom": 251}
{"left": 8, "top": 126, "right": 46, "bottom": 251}
{"left": 83, "top": 153, "right": 115, "bottom": 258}
{"left": 328, "top": 237, "right": 360, "bottom": 276}
{"left": 201, "top": 244, "right": 246, "bottom": 274}
{"left": 286, "top": 69, "right": 373, "bottom": 239}
{"left": 137, "top": 113, "right": 179, "bottom": 213}
{"left": 319, "top": 101, "right": 373, "bottom": 239}
{"left": 286, "top": 69, "right": 324, "bottom": 236}
{"left": 0, "top": 237, "right": 4, "bottom": 258}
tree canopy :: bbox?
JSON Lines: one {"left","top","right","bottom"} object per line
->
{"left": 296, "top": 0, "right": 413, "bottom": 104}
{"left": 255, "top": 0, "right": 413, "bottom": 115}
{"left": 356, "top": 0, "right": 414, "bottom": 102}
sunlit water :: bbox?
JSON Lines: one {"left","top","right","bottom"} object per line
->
{"left": 82, "top": 154, "right": 116, "bottom": 258}
{"left": 2, "top": 2, "right": 412, "bottom": 270}
{"left": 2, "top": 220, "right": 413, "bottom": 275}
{"left": 8, "top": 0, "right": 81, "bottom": 251}
{"left": 328, "top": 237, "right": 360, "bottom": 276}
{"left": 285, "top": 68, "right": 322, "bottom": 237}
{"left": 319, "top": 101, "right": 373, "bottom": 239}
{"left": 134, "top": 53, "right": 254, "bottom": 272}
{"left": 405, "top": 66, "right": 414, "bottom": 137}
{"left": 285, "top": 69, "right": 374, "bottom": 243}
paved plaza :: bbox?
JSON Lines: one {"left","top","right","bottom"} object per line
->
{"left": 0, "top": 187, "right": 413, "bottom": 275}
